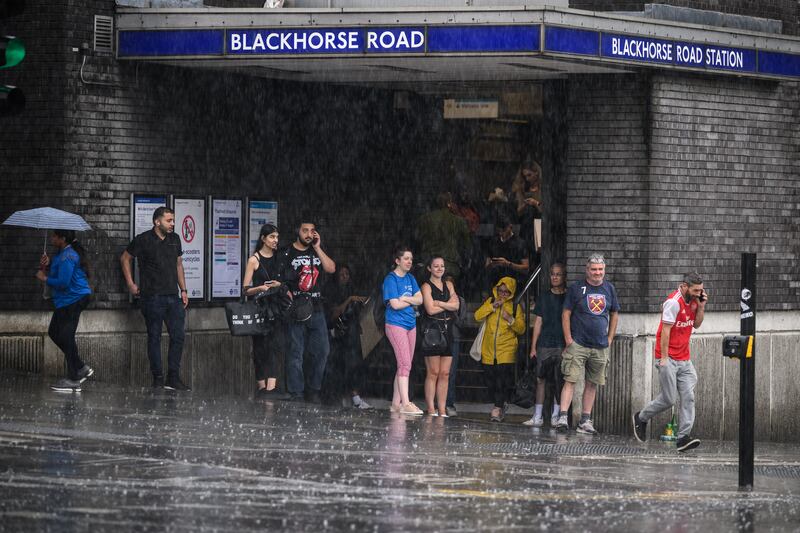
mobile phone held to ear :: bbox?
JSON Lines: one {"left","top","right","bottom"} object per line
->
{"left": 699, "top": 290, "right": 707, "bottom": 302}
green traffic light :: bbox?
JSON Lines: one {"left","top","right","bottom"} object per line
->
{"left": 1, "top": 37, "right": 25, "bottom": 69}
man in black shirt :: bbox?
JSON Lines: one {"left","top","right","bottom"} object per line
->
{"left": 120, "top": 207, "right": 190, "bottom": 391}
{"left": 485, "top": 215, "right": 529, "bottom": 288}
{"left": 279, "top": 219, "right": 336, "bottom": 403}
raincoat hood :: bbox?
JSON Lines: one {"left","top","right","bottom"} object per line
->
{"left": 492, "top": 276, "right": 517, "bottom": 300}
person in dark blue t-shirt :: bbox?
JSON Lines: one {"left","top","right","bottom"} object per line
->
{"left": 523, "top": 262, "right": 566, "bottom": 428}
{"left": 554, "top": 253, "right": 620, "bottom": 435}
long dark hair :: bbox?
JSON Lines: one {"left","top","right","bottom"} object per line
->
{"left": 253, "top": 223, "right": 279, "bottom": 254}
{"left": 53, "top": 229, "right": 91, "bottom": 280}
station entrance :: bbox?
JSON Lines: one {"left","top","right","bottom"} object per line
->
{"left": 113, "top": 3, "right": 800, "bottom": 406}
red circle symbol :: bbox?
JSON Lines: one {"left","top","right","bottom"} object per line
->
{"left": 182, "top": 215, "right": 195, "bottom": 243}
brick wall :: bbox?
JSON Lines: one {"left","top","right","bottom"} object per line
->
{"left": 647, "top": 72, "right": 800, "bottom": 311}
{"left": 569, "top": 1, "right": 799, "bottom": 35}
{"left": 565, "top": 74, "right": 652, "bottom": 311}
{"left": 566, "top": 72, "right": 800, "bottom": 313}
{"left": 0, "top": 1, "right": 70, "bottom": 309}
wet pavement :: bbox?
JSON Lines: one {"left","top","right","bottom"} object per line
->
{"left": 1, "top": 371, "right": 799, "bottom": 532}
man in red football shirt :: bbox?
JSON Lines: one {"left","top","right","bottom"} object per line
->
{"left": 633, "top": 272, "right": 708, "bottom": 452}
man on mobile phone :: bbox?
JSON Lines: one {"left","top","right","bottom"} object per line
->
{"left": 484, "top": 215, "right": 528, "bottom": 289}
{"left": 279, "top": 218, "right": 336, "bottom": 403}
{"left": 633, "top": 271, "right": 708, "bottom": 452}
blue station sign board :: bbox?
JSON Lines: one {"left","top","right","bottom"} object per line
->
{"left": 117, "top": 23, "right": 800, "bottom": 80}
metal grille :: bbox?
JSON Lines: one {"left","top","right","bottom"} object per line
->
{"left": 94, "top": 15, "right": 113, "bottom": 54}
{"left": 471, "top": 441, "right": 660, "bottom": 456}
{"left": 0, "top": 336, "right": 42, "bottom": 373}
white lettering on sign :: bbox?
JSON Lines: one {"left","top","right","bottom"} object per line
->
{"left": 366, "top": 30, "right": 424, "bottom": 50}
{"left": 676, "top": 44, "right": 704, "bottom": 65}
{"left": 706, "top": 47, "right": 744, "bottom": 69}
{"left": 611, "top": 37, "right": 673, "bottom": 62}
{"left": 230, "top": 30, "right": 362, "bottom": 52}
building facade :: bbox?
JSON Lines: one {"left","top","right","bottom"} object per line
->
{"left": 1, "top": 1, "right": 798, "bottom": 440}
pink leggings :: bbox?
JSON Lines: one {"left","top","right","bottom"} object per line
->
{"left": 385, "top": 324, "right": 416, "bottom": 378}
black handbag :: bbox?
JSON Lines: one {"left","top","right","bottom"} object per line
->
{"left": 225, "top": 295, "right": 266, "bottom": 336}
{"left": 511, "top": 357, "right": 537, "bottom": 409}
{"left": 420, "top": 317, "right": 449, "bottom": 353}
{"left": 289, "top": 293, "right": 313, "bottom": 322}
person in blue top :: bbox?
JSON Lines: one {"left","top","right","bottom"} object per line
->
{"left": 383, "top": 245, "right": 424, "bottom": 416}
{"left": 555, "top": 253, "right": 620, "bottom": 434}
{"left": 36, "top": 229, "right": 94, "bottom": 393}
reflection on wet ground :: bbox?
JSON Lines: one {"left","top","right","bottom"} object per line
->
{"left": 1, "top": 371, "right": 798, "bottom": 531}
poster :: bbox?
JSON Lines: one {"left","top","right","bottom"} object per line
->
{"left": 247, "top": 200, "right": 278, "bottom": 254}
{"left": 174, "top": 198, "right": 206, "bottom": 300}
{"left": 132, "top": 194, "right": 167, "bottom": 237}
{"left": 211, "top": 198, "right": 242, "bottom": 298}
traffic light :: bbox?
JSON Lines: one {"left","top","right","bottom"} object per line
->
{"left": 0, "top": 35, "right": 25, "bottom": 116}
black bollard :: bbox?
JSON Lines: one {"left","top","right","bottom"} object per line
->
{"left": 739, "top": 253, "right": 756, "bottom": 490}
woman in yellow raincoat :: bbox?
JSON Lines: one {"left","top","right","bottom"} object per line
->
{"left": 474, "top": 276, "right": 526, "bottom": 421}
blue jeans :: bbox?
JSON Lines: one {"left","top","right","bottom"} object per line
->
{"left": 286, "top": 309, "right": 330, "bottom": 394}
{"left": 141, "top": 294, "right": 185, "bottom": 377}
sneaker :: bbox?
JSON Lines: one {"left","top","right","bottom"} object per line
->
{"left": 164, "top": 376, "right": 191, "bottom": 392}
{"left": 286, "top": 393, "right": 305, "bottom": 403}
{"left": 576, "top": 419, "right": 598, "bottom": 435}
{"left": 152, "top": 375, "right": 164, "bottom": 388}
{"left": 50, "top": 378, "right": 81, "bottom": 393}
{"left": 352, "top": 396, "right": 373, "bottom": 410}
{"left": 676, "top": 435, "right": 701, "bottom": 452}
{"left": 632, "top": 411, "right": 648, "bottom": 443}
{"left": 551, "top": 415, "right": 560, "bottom": 428}
{"left": 555, "top": 414, "right": 569, "bottom": 431}
{"left": 76, "top": 365, "right": 94, "bottom": 383}
{"left": 523, "top": 415, "right": 544, "bottom": 427}
{"left": 446, "top": 406, "right": 457, "bottom": 417}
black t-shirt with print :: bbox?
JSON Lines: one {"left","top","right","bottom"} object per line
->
{"left": 279, "top": 244, "right": 325, "bottom": 309}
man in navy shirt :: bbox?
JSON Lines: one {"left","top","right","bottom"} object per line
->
{"left": 555, "top": 253, "right": 620, "bottom": 434}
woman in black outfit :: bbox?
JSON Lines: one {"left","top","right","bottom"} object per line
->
{"left": 242, "top": 223, "right": 284, "bottom": 399}
{"left": 419, "top": 256, "right": 460, "bottom": 416}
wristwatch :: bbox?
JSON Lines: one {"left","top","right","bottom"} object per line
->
{"left": 180, "top": 289, "right": 187, "bottom": 293}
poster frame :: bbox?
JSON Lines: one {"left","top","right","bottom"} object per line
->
{"left": 208, "top": 196, "right": 245, "bottom": 301}
{"left": 245, "top": 197, "right": 279, "bottom": 258}
{"left": 173, "top": 196, "right": 207, "bottom": 301}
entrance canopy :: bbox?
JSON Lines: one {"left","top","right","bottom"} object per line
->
{"left": 116, "top": 5, "right": 800, "bottom": 85}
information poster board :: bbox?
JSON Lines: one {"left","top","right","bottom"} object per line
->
{"left": 174, "top": 197, "right": 206, "bottom": 300}
{"left": 247, "top": 199, "right": 278, "bottom": 254}
{"left": 132, "top": 194, "right": 167, "bottom": 238}
{"left": 211, "top": 198, "right": 243, "bottom": 299}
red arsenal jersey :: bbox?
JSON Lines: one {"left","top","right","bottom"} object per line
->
{"left": 655, "top": 289, "right": 698, "bottom": 361}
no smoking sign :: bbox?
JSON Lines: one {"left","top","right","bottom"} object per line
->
{"left": 182, "top": 215, "right": 196, "bottom": 243}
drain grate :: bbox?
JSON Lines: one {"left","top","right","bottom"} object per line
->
{"left": 472, "top": 441, "right": 659, "bottom": 456}
{"left": 702, "top": 464, "right": 800, "bottom": 479}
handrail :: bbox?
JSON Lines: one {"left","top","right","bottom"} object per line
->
{"left": 515, "top": 263, "right": 541, "bottom": 306}
{"left": 515, "top": 263, "right": 541, "bottom": 362}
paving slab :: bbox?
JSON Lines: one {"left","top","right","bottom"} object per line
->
{"left": 0, "top": 371, "right": 798, "bottom": 532}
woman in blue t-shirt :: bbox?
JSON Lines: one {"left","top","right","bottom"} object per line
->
{"left": 36, "top": 229, "right": 93, "bottom": 393}
{"left": 382, "top": 245, "right": 423, "bottom": 416}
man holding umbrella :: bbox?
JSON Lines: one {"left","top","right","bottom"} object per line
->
{"left": 120, "top": 207, "right": 191, "bottom": 391}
